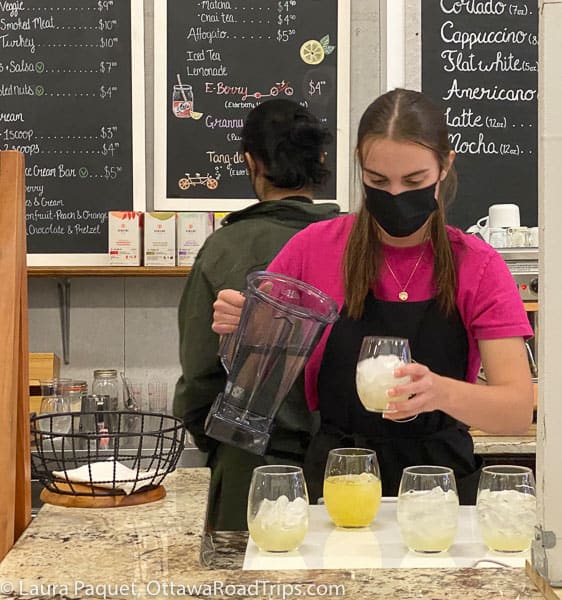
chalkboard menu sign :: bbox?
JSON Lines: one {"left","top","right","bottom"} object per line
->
{"left": 154, "top": 0, "right": 350, "bottom": 211}
{"left": 0, "top": 0, "right": 145, "bottom": 265}
{"left": 422, "top": 1, "right": 538, "bottom": 231}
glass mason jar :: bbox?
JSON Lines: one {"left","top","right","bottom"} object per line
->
{"left": 64, "top": 380, "right": 88, "bottom": 412}
{"left": 92, "top": 369, "right": 119, "bottom": 411}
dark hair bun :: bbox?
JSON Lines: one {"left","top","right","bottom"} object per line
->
{"left": 242, "top": 99, "right": 332, "bottom": 190}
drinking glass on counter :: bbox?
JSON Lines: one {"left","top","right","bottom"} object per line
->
{"left": 247, "top": 465, "right": 309, "bottom": 553}
{"left": 397, "top": 465, "right": 459, "bottom": 553}
{"left": 323, "top": 448, "right": 382, "bottom": 528}
{"left": 39, "top": 393, "right": 72, "bottom": 435}
{"left": 148, "top": 381, "right": 168, "bottom": 413}
{"left": 476, "top": 465, "right": 536, "bottom": 552}
{"left": 356, "top": 336, "right": 412, "bottom": 413}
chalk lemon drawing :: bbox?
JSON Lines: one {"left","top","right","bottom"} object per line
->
{"left": 299, "top": 35, "right": 335, "bottom": 65}
{"left": 191, "top": 111, "right": 204, "bottom": 120}
{"left": 300, "top": 40, "right": 324, "bottom": 65}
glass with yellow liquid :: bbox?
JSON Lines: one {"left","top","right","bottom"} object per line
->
{"left": 323, "top": 448, "right": 381, "bottom": 528}
{"left": 247, "top": 465, "right": 309, "bottom": 552}
{"left": 476, "top": 465, "right": 536, "bottom": 552}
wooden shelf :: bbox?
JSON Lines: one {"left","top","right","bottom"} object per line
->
{"left": 27, "top": 266, "right": 191, "bottom": 277}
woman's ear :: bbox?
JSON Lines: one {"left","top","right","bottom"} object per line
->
{"left": 244, "top": 152, "right": 256, "bottom": 177}
{"left": 440, "top": 150, "right": 456, "bottom": 180}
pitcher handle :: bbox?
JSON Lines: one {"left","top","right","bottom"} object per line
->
{"left": 218, "top": 333, "right": 236, "bottom": 373}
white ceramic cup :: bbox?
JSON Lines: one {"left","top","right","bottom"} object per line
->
{"left": 488, "top": 204, "right": 520, "bottom": 229}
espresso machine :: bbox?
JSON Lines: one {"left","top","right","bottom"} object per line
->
{"left": 497, "top": 247, "right": 539, "bottom": 378}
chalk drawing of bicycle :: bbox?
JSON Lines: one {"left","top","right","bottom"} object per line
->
{"left": 178, "top": 173, "right": 220, "bottom": 191}
{"left": 241, "top": 80, "right": 294, "bottom": 102}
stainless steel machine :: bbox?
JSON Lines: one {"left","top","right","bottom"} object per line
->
{"left": 497, "top": 247, "right": 539, "bottom": 302}
{"left": 498, "top": 247, "right": 539, "bottom": 379}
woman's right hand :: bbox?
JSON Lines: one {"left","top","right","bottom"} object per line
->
{"left": 212, "top": 289, "right": 246, "bottom": 334}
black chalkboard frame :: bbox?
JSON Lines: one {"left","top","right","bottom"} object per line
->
{"left": 25, "top": 0, "right": 146, "bottom": 267}
{"left": 153, "top": 0, "right": 351, "bottom": 212}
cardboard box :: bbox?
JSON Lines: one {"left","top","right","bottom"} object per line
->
{"left": 213, "top": 212, "right": 229, "bottom": 230}
{"left": 108, "top": 211, "right": 143, "bottom": 266}
{"left": 144, "top": 212, "right": 176, "bottom": 266}
{"left": 176, "top": 212, "right": 213, "bottom": 266}
{"left": 29, "top": 352, "right": 60, "bottom": 413}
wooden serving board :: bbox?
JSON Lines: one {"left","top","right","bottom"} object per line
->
{"left": 40, "top": 482, "right": 166, "bottom": 508}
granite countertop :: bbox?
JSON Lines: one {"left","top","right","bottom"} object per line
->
{"left": 0, "top": 468, "right": 547, "bottom": 600}
{"left": 472, "top": 435, "right": 536, "bottom": 455}
{"left": 471, "top": 425, "right": 536, "bottom": 455}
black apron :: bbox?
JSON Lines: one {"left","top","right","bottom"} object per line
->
{"left": 304, "top": 292, "right": 482, "bottom": 505}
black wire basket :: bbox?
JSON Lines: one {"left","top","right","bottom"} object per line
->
{"left": 30, "top": 411, "right": 185, "bottom": 498}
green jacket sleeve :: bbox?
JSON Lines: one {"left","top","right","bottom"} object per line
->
{"left": 173, "top": 257, "right": 225, "bottom": 452}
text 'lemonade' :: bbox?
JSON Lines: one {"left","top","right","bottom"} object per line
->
{"left": 324, "top": 473, "right": 382, "bottom": 527}
{"left": 356, "top": 354, "right": 411, "bottom": 412}
{"left": 248, "top": 495, "right": 308, "bottom": 552}
{"left": 477, "top": 489, "right": 536, "bottom": 552}
{"left": 397, "top": 487, "right": 459, "bottom": 553}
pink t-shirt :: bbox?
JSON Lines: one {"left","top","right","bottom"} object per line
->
{"left": 268, "top": 214, "right": 533, "bottom": 410}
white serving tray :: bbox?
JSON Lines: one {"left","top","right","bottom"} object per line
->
{"left": 243, "top": 498, "right": 529, "bottom": 570}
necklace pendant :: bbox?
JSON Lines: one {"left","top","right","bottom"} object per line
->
{"left": 398, "top": 291, "right": 409, "bottom": 302}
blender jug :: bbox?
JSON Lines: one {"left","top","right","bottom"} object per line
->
{"left": 205, "top": 271, "right": 339, "bottom": 455}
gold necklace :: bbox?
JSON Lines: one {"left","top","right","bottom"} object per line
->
{"left": 384, "top": 247, "right": 426, "bottom": 302}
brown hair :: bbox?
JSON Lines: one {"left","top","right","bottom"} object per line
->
{"left": 343, "top": 88, "right": 458, "bottom": 319}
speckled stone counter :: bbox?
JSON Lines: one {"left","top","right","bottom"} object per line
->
{"left": 0, "top": 469, "right": 546, "bottom": 599}
{"left": 472, "top": 435, "right": 536, "bottom": 455}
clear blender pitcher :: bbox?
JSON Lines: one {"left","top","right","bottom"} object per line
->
{"left": 205, "top": 271, "right": 339, "bottom": 455}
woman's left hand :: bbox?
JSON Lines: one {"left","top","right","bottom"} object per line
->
{"left": 383, "top": 362, "right": 448, "bottom": 420}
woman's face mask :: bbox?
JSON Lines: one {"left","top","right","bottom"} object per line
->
{"left": 364, "top": 181, "right": 439, "bottom": 238}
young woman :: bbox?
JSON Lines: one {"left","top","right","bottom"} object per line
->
{"left": 173, "top": 98, "right": 339, "bottom": 529}
{"left": 212, "top": 89, "right": 533, "bottom": 505}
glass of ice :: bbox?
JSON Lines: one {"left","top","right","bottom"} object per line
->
{"left": 397, "top": 465, "right": 459, "bottom": 553}
{"left": 356, "top": 336, "right": 412, "bottom": 413}
{"left": 247, "top": 465, "right": 309, "bottom": 552}
{"left": 323, "top": 448, "right": 382, "bottom": 528}
{"left": 476, "top": 465, "right": 536, "bottom": 552}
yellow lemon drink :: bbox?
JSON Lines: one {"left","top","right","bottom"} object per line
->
{"left": 248, "top": 520, "right": 308, "bottom": 553}
{"left": 324, "top": 473, "right": 382, "bottom": 527}
{"left": 397, "top": 488, "right": 459, "bottom": 553}
{"left": 477, "top": 489, "right": 535, "bottom": 552}
{"left": 248, "top": 496, "right": 308, "bottom": 552}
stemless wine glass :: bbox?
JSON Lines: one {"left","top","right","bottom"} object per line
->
{"left": 397, "top": 466, "right": 459, "bottom": 553}
{"left": 247, "top": 465, "right": 309, "bottom": 553}
{"left": 323, "top": 448, "right": 382, "bottom": 528}
{"left": 476, "top": 465, "right": 536, "bottom": 552}
{"left": 356, "top": 336, "right": 412, "bottom": 413}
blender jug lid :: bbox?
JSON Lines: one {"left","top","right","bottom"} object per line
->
{"left": 247, "top": 271, "right": 339, "bottom": 323}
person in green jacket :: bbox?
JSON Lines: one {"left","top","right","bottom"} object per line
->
{"left": 173, "top": 98, "right": 340, "bottom": 530}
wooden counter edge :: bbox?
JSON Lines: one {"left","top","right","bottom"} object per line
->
{"left": 27, "top": 266, "right": 191, "bottom": 277}
{"left": 526, "top": 560, "right": 561, "bottom": 600}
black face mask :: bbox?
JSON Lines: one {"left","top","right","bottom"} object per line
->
{"left": 364, "top": 181, "right": 439, "bottom": 238}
